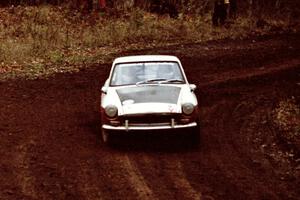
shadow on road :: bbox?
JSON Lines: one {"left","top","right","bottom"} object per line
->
{"left": 106, "top": 130, "right": 201, "bottom": 153}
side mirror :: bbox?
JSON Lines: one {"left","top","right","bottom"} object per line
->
{"left": 189, "top": 84, "right": 197, "bottom": 92}
{"left": 101, "top": 86, "right": 107, "bottom": 94}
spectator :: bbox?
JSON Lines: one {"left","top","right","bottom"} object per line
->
{"left": 224, "top": 0, "right": 230, "bottom": 16}
{"left": 212, "top": 0, "right": 227, "bottom": 26}
{"left": 150, "top": 0, "right": 178, "bottom": 18}
{"left": 99, "top": 0, "right": 106, "bottom": 9}
{"left": 229, "top": 0, "right": 237, "bottom": 19}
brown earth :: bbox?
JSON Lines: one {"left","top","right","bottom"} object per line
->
{"left": 0, "top": 34, "right": 300, "bottom": 200}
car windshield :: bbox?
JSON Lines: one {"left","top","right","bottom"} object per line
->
{"left": 110, "top": 62, "right": 185, "bottom": 86}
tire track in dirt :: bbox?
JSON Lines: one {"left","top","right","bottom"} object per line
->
{"left": 27, "top": 127, "right": 155, "bottom": 200}
{"left": 87, "top": 150, "right": 157, "bottom": 200}
{"left": 208, "top": 101, "right": 278, "bottom": 199}
{"left": 71, "top": 143, "right": 157, "bottom": 200}
{"left": 130, "top": 154, "right": 201, "bottom": 200}
{"left": 121, "top": 154, "right": 156, "bottom": 200}
{"left": 171, "top": 99, "right": 275, "bottom": 199}
{"left": 182, "top": 101, "right": 252, "bottom": 199}
{"left": 207, "top": 101, "right": 279, "bottom": 198}
{"left": 128, "top": 154, "right": 175, "bottom": 199}
{"left": 14, "top": 138, "right": 38, "bottom": 199}
{"left": 198, "top": 58, "right": 300, "bottom": 88}
{"left": 75, "top": 162, "right": 104, "bottom": 200}
{"left": 164, "top": 158, "right": 202, "bottom": 200}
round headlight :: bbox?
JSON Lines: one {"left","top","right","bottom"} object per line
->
{"left": 182, "top": 103, "right": 194, "bottom": 115}
{"left": 105, "top": 105, "right": 118, "bottom": 118}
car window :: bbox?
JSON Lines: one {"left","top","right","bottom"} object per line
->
{"left": 110, "top": 62, "right": 184, "bottom": 86}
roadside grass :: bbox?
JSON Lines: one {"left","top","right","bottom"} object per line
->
{"left": 0, "top": 5, "right": 298, "bottom": 81}
{"left": 273, "top": 97, "right": 300, "bottom": 150}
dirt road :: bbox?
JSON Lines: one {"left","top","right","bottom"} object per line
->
{"left": 0, "top": 34, "right": 300, "bottom": 200}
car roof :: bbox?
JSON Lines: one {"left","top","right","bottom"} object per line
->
{"left": 113, "top": 55, "right": 180, "bottom": 64}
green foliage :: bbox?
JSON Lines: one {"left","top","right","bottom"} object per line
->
{"left": 49, "top": 50, "right": 64, "bottom": 64}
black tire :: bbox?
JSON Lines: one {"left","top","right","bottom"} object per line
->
{"left": 191, "top": 125, "right": 200, "bottom": 147}
{"left": 101, "top": 128, "right": 110, "bottom": 144}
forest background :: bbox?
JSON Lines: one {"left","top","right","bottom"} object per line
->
{"left": 0, "top": 0, "right": 299, "bottom": 80}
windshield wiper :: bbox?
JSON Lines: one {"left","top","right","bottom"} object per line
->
{"left": 161, "top": 79, "right": 184, "bottom": 83}
{"left": 136, "top": 78, "right": 167, "bottom": 85}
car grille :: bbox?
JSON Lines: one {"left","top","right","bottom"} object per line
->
{"left": 121, "top": 114, "right": 179, "bottom": 126}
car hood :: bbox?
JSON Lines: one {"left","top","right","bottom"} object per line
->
{"left": 116, "top": 85, "right": 181, "bottom": 115}
{"left": 102, "top": 84, "right": 197, "bottom": 116}
{"left": 116, "top": 85, "right": 181, "bottom": 104}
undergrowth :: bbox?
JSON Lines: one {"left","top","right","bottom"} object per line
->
{"left": 0, "top": 5, "right": 298, "bottom": 80}
{"left": 273, "top": 97, "right": 300, "bottom": 149}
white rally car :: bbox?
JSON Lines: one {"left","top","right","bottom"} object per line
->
{"left": 101, "top": 55, "right": 199, "bottom": 144}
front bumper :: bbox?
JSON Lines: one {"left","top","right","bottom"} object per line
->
{"left": 102, "top": 122, "right": 197, "bottom": 131}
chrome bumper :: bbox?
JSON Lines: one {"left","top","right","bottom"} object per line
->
{"left": 102, "top": 122, "right": 197, "bottom": 131}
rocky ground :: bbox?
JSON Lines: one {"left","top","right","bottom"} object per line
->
{"left": 0, "top": 33, "right": 299, "bottom": 200}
